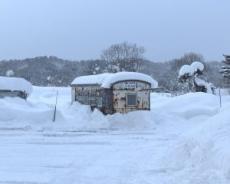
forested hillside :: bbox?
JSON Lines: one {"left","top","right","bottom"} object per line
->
{"left": 0, "top": 55, "right": 223, "bottom": 90}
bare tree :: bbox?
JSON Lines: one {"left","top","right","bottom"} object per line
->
{"left": 171, "top": 52, "right": 204, "bottom": 71}
{"left": 101, "top": 42, "right": 145, "bottom": 72}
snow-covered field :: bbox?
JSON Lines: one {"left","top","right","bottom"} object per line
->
{"left": 0, "top": 86, "right": 230, "bottom": 184}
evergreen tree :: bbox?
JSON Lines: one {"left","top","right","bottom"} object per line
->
{"left": 178, "top": 61, "right": 212, "bottom": 93}
{"left": 220, "top": 55, "right": 230, "bottom": 87}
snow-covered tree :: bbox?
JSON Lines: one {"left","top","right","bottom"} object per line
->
{"left": 6, "top": 69, "right": 14, "bottom": 77}
{"left": 178, "top": 61, "right": 214, "bottom": 93}
{"left": 178, "top": 64, "right": 195, "bottom": 93}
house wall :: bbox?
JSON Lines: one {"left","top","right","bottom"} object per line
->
{"left": 72, "top": 80, "right": 151, "bottom": 114}
{"left": 71, "top": 85, "right": 103, "bottom": 108}
{"left": 112, "top": 81, "right": 151, "bottom": 113}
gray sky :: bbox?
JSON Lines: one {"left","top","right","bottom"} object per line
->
{"left": 0, "top": 0, "right": 229, "bottom": 62}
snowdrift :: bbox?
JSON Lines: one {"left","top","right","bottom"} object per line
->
{"left": 160, "top": 98, "right": 230, "bottom": 183}
{"left": 0, "top": 86, "right": 224, "bottom": 132}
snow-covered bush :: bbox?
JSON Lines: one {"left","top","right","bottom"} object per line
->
{"left": 178, "top": 61, "right": 214, "bottom": 94}
{"left": 179, "top": 65, "right": 194, "bottom": 78}
{"left": 6, "top": 69, "right": 15, "bottom": 77}
{"left": 179, "top": 61, "right": 204, "bottom": 79}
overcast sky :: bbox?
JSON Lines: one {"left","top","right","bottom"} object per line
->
{"left": 0, "top": 0, "right": 229, "bottom": 62}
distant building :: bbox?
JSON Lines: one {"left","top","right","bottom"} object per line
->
{"left": 0, "top": 76, "right": 32, "bottom": 99}
{"left": 71, "top": 72, "right": 158, "bottom": 114}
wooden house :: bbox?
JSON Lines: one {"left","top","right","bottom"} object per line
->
{"left": 71, "top": 72, "right": 158, "bottom": 114}
{"left": 0, "top": 76, "right": 32, "bottom": 99}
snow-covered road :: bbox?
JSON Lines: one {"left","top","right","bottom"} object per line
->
{"left": 0, "top": 129, "right": 177, "bottom": 184}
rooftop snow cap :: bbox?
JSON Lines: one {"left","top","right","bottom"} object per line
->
{"left": 0, "top": 76, "right": 33, "bottom": 95}
{"left": 71, "top": 72, "right": 158, "bottom": 88}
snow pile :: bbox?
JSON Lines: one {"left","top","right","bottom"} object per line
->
{"left": 179, "top": 61, "right": 204, "bottom": 77}
{"left": 0, "top": 76, "right": 32, "bottom": 94}
{"left": 152, "top": 92, "right": 219, "bottom": 120}
{"left": 71, "top": 72, "right": 158, "bottom": 88}
{"left": 160, "top": 101, "right": 230, "bottom": 183}
{"left": 0, "top": 97, "right": 62, "bottom": 130}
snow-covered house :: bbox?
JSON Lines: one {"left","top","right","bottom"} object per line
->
{"left": 71, "top": 72, "right": 158, "bottom": 114}
{"left": 0, "top": 76, "right": 32, "bottom": 99}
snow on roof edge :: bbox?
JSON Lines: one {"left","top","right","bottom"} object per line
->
{"left": 71, "top": 72, "right": 158, "bottom": 88}
{"left": 0, "top": 76, "right": 33, "bottom": 95}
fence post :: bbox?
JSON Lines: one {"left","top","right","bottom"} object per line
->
{"left": 218, "top": 88, "right": 222, "bottom": 108}
{"left": 53, "top": 90, "right": 59, "bottom": 122}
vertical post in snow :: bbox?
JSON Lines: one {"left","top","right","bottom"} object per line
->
{"left": 53, "top": 90, "right": 59, "bottom": 122}
{"left": 218, "top": 88, "right": 222, "bottom": 108}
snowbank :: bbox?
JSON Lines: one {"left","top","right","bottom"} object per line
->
{"left": 152, "top": 92, "right": 219, "bottom": 120}
{"left": 71, "top": 72, "right": 158, "bottom": 88}
{"left": 0, "top": 76, "right": 32, "bottom": 94}
{"left": 160, "top": 98, "right": 230, "bottom": 183}
{"left": 0, "top": 86, "right": 223, "bottom": 133}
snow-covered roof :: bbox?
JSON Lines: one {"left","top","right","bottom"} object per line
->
{"left": 0, "top": 76, "right": 32, "bottom": 94}
{"left": 71, "top": 72, "right": 158, "bottom": 88}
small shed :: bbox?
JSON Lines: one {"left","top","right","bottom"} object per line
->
{"left": 71, "top": 72, "right": 158, "bottom": 114}
{"left": 0, "top": 76, "right": 32, "bottom": 99}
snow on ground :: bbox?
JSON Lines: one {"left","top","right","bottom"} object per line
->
{"left": 0, "top": 86, "right": 230, "bottom": 184}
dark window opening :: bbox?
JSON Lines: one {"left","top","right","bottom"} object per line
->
{"left": 127, "top": 94, "right": 137, "bottom": 106}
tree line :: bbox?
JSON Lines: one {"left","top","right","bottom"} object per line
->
{"left": 0, "top": 42, "right": 224, "bottom": 92}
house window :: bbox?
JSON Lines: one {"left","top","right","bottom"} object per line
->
{"left": 126, "top": 94, "right": 137, "bottom": 106}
